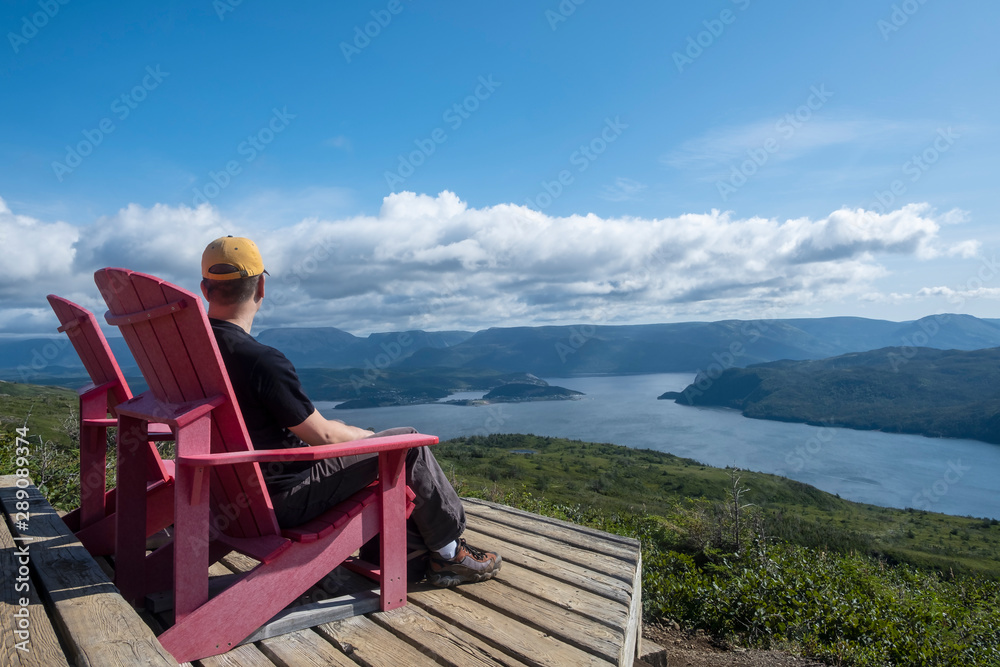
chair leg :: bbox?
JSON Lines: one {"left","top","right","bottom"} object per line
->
{"left": 378, "top": 449, "right": 408, "bottom": 611}
{"left": 115, "top": 415, "right": 149, "bottom": 606}
{"left": 173, "top": 414, "right": 213, "bottom": 623}
{"left": 78, "top": 391, "right": 108, "bottom": 528}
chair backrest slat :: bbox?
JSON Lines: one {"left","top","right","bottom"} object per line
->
{"left": 95, "top": 268, "right": 278, "bottom": 539}
{"left": 47, "top": 295, "right": 132, "bottom": 409}
{"left": 99, "top": 272, "right": 187, "bottom": 404}
{"left": 48, "top": 294, "right": 173, "bottom": 484}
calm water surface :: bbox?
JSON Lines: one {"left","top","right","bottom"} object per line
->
{"left": 317, "top": 373, "right": 1000, "bottom": 519}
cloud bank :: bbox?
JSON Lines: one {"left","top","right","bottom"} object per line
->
{"left": 0, "top": 192, "right": 982, "bottom": 335}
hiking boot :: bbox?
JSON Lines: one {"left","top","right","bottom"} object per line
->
{"left": 426, "top": 539, "right": 502, "bottom": 587}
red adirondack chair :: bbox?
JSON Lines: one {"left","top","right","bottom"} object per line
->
{"left": 94, "top": 267, "right": 438, "bottom": 662}
{"left": 47, "top": 295, "right": 175, "bottom": 555}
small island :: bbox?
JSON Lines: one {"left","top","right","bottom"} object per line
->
{"left": 326, "top": 370, "right": 584, "bottom": 409}
{"left": 445, "top": 382, "right": 584, "bottom": 406}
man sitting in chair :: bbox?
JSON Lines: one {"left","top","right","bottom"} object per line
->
{"left": 200, "top": 236, "right": 500, "bottom": 587}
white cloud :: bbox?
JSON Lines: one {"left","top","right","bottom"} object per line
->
{"left": 324, "top": 135, "right": 352, "bottom": 152}
{"left": 918, "top": 286, "right": 1000, "bottom": 300}
{"left": 73, "top": 202, "right": 231, "bottom": 281}
{"left": 859, "top": 291, "right": 914, "bottom": 304}
{"left": 0, "top": 192, "right": 981, "bottom": 334}
{"left": 662, "top": 118, "right": 903, "bottom": 170}
{"left": 947, "top": 239, "right": 981, "bottom": 258}
{"left": 601, "top": 177, "right": 647, "bottom": 202}
{"left": 940, "top": 208, "right": 970, "bottom": 225}
{"left": 0, "top": 197, "right": 78, "bottom": 284}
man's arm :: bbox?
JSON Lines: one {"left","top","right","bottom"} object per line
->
{"left": 288, "top": 409, "right": 374, "bottom": 446}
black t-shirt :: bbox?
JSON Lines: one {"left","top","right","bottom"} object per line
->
{"left": 210, "top": 318, "right": 315, "bottom": 482}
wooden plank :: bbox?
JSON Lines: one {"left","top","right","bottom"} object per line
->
{"left": 463, "top": 499, "right": 640, "bottom": 547}
{"left": 410, "top": 587, "right": 614, "bottom": 667}
{"left": 0, "top": 477, "right": 177, "bottom": 666}
{"left": 316, "top": 614, "right": 442, "bottom": 666}
{"left": 197, "top": 642, "right": 276, "bottom": 667}
{"left": 220, "top": 550, "right": 260, "bottom": 573}
{"left": 257, "top": 629, "right": 357, "bottom": 667}
{"left": 463, "top": 518, "right": 636, "bottom": 585}
{"left": 1, "top": 509, "right": 70, "bottom": 667}
{"left": 464, "top": 499, "right": 640, "bottom": 561}
{"left": 455, "top": 578, "right": 623, "bottom": 664}
{"left": 621, "top": 550, "right": 642, "bottom": 667}
{"left": 371, "top": 602, "right": 531, "bottom": 667}
{"left": 466, "top": 502, "right": 644, "bottom": 665}
{"left": 461, "top": 526, "right": 633, "bottom": 606}
{"left": 490, "top": 561, "right": 629, "bottom": 631}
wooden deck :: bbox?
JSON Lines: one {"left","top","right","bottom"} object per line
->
{"left": 2, "top": 476, "right": 644, "bottom": 666}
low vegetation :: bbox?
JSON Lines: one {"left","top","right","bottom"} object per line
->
{"left": 0, "top": 381, "right": 85, "bottom": 508}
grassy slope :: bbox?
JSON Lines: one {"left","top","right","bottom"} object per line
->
{"left": 0, "top": 381, "right": 77, "bottom": 446}
{"left": 0, "top": 382, "right": 83, "bottom": 508}
{"left": 434, "top": 433, "right": 1000, "bottom": 578}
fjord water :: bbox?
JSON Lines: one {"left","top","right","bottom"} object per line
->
{"left": 317, "top": 373, "right": 1000, "bottom": 520}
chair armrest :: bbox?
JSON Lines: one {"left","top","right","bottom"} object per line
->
{"left": 176, "top": 433, "right": 438, "bottom": 467}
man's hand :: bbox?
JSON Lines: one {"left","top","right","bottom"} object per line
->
{"left": 289, "top": 409, "right": 374, "bottom": 446}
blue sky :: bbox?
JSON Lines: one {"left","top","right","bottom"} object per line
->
{"left": 1, "top": 1, "right": 998, "bottom": 335}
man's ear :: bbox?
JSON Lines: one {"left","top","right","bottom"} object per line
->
{"left": 256, "top": 274, "right": 266, "bottom": 301}
{"left": 200, "top": 279, "right": 209, "bottom": 301}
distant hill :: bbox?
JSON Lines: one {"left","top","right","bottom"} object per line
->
{"left": 5, "top": 313, "right": 1000, "bottom": 384}
{"left": 255, "top": 327, "right": 474, "bottom": 368}
{"left": 661, "top": 346, "right": 1000, "bottom": 444}
{"left": 397, "top": 314, "right": 1000, "bottom": 376}
{"left": 0, "top": 335, "right": 139, "bottom": 381}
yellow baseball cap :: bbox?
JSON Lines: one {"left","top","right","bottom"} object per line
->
{"left": 202, "top": 236, "right": 267, "bottom": 280}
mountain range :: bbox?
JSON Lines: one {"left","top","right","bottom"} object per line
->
{"left": 3, "top": 313, "right": 1000, "bottom": 383}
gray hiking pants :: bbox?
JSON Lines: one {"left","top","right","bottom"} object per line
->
{"left": 268, "top": 427, "right": 466, "bottom": 552}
